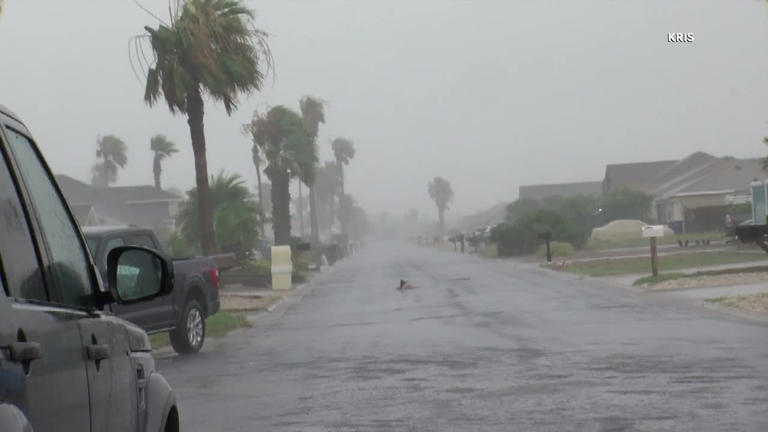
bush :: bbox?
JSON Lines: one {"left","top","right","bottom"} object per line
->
{"left": 294, "top": 256, "right": 311, "bottom": 272}
{"left": 492, "top": 222, "right": 538, "bottom": 256}
{"left": 169, "top": 231, "right": 199, "bottom": 259}
{"left": 600, "top": 188, "right": 653, "bottom": 222}
{"left": 536, "top": 241, "right": 575, "bottom": 258}
{"left": 492, "top": 210, "right": 587, "bottom": 257}
{"left": 292, "top": 270, "right": 307, "bottom": 284}
{"left": 248, "top": 259, "right": 271, "bottom": 275}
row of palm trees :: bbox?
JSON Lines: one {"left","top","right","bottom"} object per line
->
{"left": 242, "top": 102, "right": 356, "bottom": 246}
{"left": 91, "top": 134, "right": 178, "bottom": 190}
{"left": 134, "top": 0, "right": 356, "bottom": 253}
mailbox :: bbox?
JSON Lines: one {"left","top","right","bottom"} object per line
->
{"left": 642, "top": 225, "right": 665, "bottom": 238}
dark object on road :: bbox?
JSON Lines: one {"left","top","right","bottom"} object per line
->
{"left": 84, "top": 226, "right": 221, "bottom": 354}
{"left": 397, "top": 279, "right": 415, "bottom": 291}
{"left": 0, "top": 104, "right": 177, "bottom": 431}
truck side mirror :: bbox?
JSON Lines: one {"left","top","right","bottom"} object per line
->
{"left": 106, "top": 246, "right": 174, "bottom": 304}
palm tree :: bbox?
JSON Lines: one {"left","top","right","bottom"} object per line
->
{"left": 315, "top": 161, "right": 340, "bottom": 233}
{"left": 242, "top": 113, "right": 267, "bottom": 234}
{"left": 150, "top": 135, "right": 178, "bottom": 189}
{"left": 250, "top": 106, "right": 313, "bottom": 245}
{"left": 331, "top": 137, "right": 354, "bottom": 234}
{"left": 300, "top": 96, "right": 325, "bottom": 243}
{"left": 137, "top": 0, "right": 272, "bottom": 255}
{"left": 331, "top": 137, "right": 355, "bottom": 197}
{"left": 92, "top": 134, "right": 127, "bottom": 187}
{"left": 177, "top": 171, "right": 263, "bottom": 260}
{"left": 428, "top": 177, "right": 453, "bottom": 236}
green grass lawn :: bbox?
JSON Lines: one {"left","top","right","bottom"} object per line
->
{"left": 479, "top": 244, "right": 498, "bottom": 258}
{"left": 564, "top": 251, "right": 768, "bottom": 277}
{"left": 584, "top": 231, "right": 726, "bottom": 251}
{"left": 149, "top": 311, "right": 251, "bottom": 349}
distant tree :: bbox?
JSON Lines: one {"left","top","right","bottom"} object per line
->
{"left": 492, "top": 209, "right": 584, "bottom": 256}
{"left": 137, "top": 0, "right": 273, "bottom": 255}
{"left": 300, "top": 96, "right": 326, "bottom": 243}
{"left": 506, "top": 198, "right": 543, "bottom": 222}
{"left": 292, "top": 196, "right": 309, "bottom": 233}
{"left": 243, "top": 112, "right": 268, "bottom": 233}
{"left": 600, "top": 188, "right": 653, "bottom": 222}
{"left": 338, "top": 194, "right": 369, "bottom": 242}
{"left": 150, "top": 135, "right": 178, "bottom": 189}
{"left": 331, "top": 137, "right": 355, "bottom": 196}
{"left": 428, "top": 176, "right": 453, "bottom": 235}
{"left": 314, "top": 161, "right": 340, "bottom": 233}
{"left": 762, "top": 136, "right": 768, "bottom": 171}
{"left": 177, "top": 171, "right": 263, "bottom": 260}
{"left": 91, "top": 134, "right": 127, "bottom": 187}
{"left": 250, "top": 106, "right": 313, "bottom": 245}
{"left": 331, "top": 137, "right": 355, "bottom": 233}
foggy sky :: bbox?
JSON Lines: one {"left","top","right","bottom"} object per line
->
{"left": 2, "top": 0, "right": 768, "bottom": 222}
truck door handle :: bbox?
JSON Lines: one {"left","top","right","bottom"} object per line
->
{"left": 7, "top": 341, "right": 41, "bottom": 362}
{"left": 86, "top": 344, "right": 110, "bottom": 361}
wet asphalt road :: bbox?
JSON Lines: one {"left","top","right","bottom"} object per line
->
{"left": 158, "top": 241, "right": 768, "bottom": 432}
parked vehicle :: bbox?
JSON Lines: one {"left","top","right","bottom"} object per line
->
{"left": 83, "top": 226, "right": 221, "bottom": 354}
{"left": 0, "top": 105, "right": 178, "bottom": 431}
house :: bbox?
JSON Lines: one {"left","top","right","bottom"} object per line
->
{"left": 55, "top": 175, "right": 183, "bottom": 232}
{"left": 518, "top": 181, "right": 603, "bottom": 201}
{"left": 654, "top": 157, "right": 763, "bottom": 231}
{"left": 70, "top": 204, "right": 100, "bottom": 226}
{"left": 602, "top": 152, "right": 766, "bottom": 232}
{"left": 603, "top": 159, "right": 679, "bottom": 195}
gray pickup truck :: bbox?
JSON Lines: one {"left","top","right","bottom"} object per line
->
{"left": 83, "top": 226, "right": 221, "bottom": 354}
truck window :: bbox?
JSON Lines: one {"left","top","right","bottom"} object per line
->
{"left": 0, "top": 135, "right": 46, "bottom": 301}
{"left": 4, "top": 127, "right": 94, "bottom": 308}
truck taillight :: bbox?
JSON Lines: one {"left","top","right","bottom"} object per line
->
{"left": 211, "top": 267, "right": 220, "bottom": 291}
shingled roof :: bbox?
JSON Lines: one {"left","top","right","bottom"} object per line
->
{"left": 55, "top": 175, "right": 181, "bottom": 227}
{"left": 603, "top": 160, "right": 677, "bottom": 194}
{"left": 518, "top": 181, "right": 603, "bottom": 201}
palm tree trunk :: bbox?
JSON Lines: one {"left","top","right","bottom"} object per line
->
{"left": 272, "top": 169, "right": 291, "bottom": 245}
{"left": 102, "top": 154, "right": 109, "bottom": 188}
{"left": 309, "top": 186, "right": 319, "bottom": 243}
{"left": 153, "top": 156, "right": 161, "bottom": 189}
{"left": 186, "top": 85, "right": 218, "bottom": 255}
{"left": 253, "top": 150, "right": 264, "bottom": 235}
{"left": 298, "top": 180, "right": 305, "bottom": 237}
{"left": 337, "top": 163, "right": 346, "bottom": 235}
{"left": 438, "top": 206, "right": 445, "bottom": 236}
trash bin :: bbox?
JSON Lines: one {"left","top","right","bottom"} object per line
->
{"left": 271, "top": 245, "right": 292, "bottom": 290}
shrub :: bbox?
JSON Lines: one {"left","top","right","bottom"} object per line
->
{"left": 248, "top": 259, "right": 271, "bottom": 275}
{"left": 536, "top": 241, "right": 575, "bottom": 258}
{"left": 292, "top": 270, "right": 307, "bottom": 284}
{"left": 294, "top": 256, "right": 311, "bottom": 272}
{"left": 492, "top": 210, "right": 586, "bottom": 256}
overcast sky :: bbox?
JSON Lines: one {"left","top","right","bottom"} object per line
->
{"left": 2, "top": 0, "right": 768, "bottom": 221}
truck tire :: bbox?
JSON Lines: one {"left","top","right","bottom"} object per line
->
{"left": 170, "top": 299, "right": 205, "bottom": 354}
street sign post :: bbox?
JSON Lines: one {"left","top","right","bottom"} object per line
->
{"left": 642, "top": 225, "right": 665, "bottom": 277}
{"left": 538, "top": 231, "right": 552, "bottom": 264}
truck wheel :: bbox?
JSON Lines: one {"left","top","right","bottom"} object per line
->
{"left": 170, "top": 299, "right": 205, "bottom": 354}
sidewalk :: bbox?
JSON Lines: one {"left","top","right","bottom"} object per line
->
{"left": 654, "top": 283, "right": 768, "bottom": 301}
